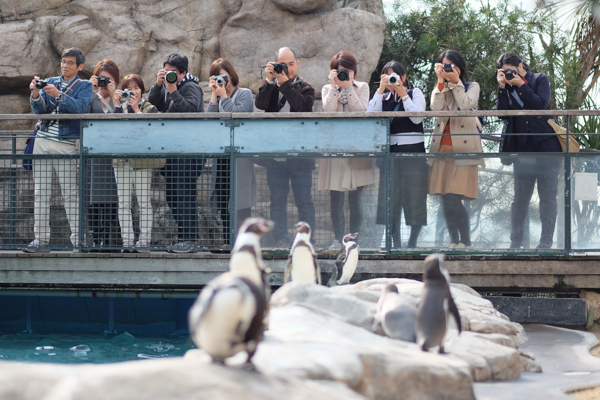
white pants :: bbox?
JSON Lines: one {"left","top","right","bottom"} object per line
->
{"left": 32, "top": 137, "right": 79, "bottom": 245}
{"left": 113, "top": 163, "right": 153, "bottom": 246}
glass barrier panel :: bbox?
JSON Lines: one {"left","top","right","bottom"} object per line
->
{"left": 236, "top": 155, "right": 385, "bottom": 252}
{"left": 571, "top": 154, "right": 600, "bottom": 250}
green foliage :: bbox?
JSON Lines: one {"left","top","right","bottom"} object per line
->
{"left": 574, "top": 95, "right": 600, "bottom": 149}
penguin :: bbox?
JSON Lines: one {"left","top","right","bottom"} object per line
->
{"left": 415, "top": 253, "right": 462, "bottom": 353}
{"left": 229, "top": 217, "right": 274, "bottom": 289}
{"left": 327, "top": 263, "right": 338, "bottom": 287}
{"left": 283, "top": 222, "right": 321, "bottom": 284}
{"left": 372, "top": 284, "right": 417, "bottom": 342}
{"left": 188, "top": 272, "right": 267, "bottom": 366}
{"left": 335, "top": 232, "right": 359, "bottom": 285}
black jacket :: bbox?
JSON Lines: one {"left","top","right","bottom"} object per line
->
{"left": 497, "top": 71, "right": 555, "bottom": 148}
{"left": 148, "top": 74, "right": 204, "bottom": 113}
{"left": 255, "top": 78, "right": 315, "bottom": 112}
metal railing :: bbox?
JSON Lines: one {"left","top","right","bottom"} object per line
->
{"left": 0, "top": 110, "right": 598, "bottom": 254}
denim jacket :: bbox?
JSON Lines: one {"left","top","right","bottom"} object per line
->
{"left": 30, "top": 75, "right": 93, "bottom": 140}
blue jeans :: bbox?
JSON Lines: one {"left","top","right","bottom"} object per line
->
{"left": 266, "top": 161, "right": 315, "bottom": 243}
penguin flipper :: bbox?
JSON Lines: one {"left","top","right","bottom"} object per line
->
{"left": 283, "top": 257, "right": 292, "bottom": 284}
{"left": 314, "top": 256, "right": 321, "bottom": 285}
{"left": 448, "top": 295, "right": 462, "bottom": 334}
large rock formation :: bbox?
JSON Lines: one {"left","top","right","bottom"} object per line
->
{"left": 0, "top": 0, "right": 384, "bottom": 105}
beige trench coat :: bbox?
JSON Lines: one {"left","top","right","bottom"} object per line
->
{"left": 318, "top": 81, "right": 375, "bottom": 191}
{"left": 429, "top": 80, "right": 485, "bottom": 167}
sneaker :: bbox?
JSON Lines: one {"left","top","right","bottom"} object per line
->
{"left": 122, "top": 241, "right": 135, "bottom": 253}
{"left": 22, "top": 239, "right": 50, "bottom": 253}
{"left": 455, "top": 243, "right": 473, "bottom": 249}
{"left": 449, "top": 243, "right": 459, "bottom": 249}
{"left": 167, "top": 241, "right": 197, "bottom": 253}
{"left": 536, "top": 243, "right": 552, "bottom": 249}
{"left": 135, "top": 241, "right": 150, "bottom": 253}
{"left": 328, "top": 240, "right": 341, "bottom": 251}
{"left": 73, "top": 240, "right": 80, "bottom": 253}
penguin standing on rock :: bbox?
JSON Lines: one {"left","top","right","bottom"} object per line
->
{"left": 335, "top": 232, "right": 359, "bottom": 285}
{"left": 188, "top": 217, "right": 272, "bottom": 367}
{"left": 416, "top": 253, "right": 461, "bottom": 353}
{"left": 373, "top": 284, "right": 417, "bottom": 342}
{"left": 284, "top": 222, "right": 321, "bottom": 284}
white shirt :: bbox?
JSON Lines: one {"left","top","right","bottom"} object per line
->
{"left": 367, "top": 88, "right": 426, "bottom": 145}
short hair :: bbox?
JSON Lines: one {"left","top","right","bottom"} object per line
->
{"left": 382, "top": 60, "right": 410, "bottom": 88}
{"left": 496, "top": 52, "right": 531, "bottom": 72}
{"left": 93, "top": 60, "right": 120, "bottom": 85}
{"left": 437, "top": 49, "right": 469, "bottom": 85}
{"left": 61, "top": 48, "right": 85, "bottom": 66}
{"left": 121, "top": 74, "right": 146, "bottom": 93}
{"left": 163, "top": 53, "right": 188, "bottom": 74}
{"left": 209, "top": 58, "right": 239, "bottom": 87}
{"left": 330, "top": 51, "right": 358, "bottom": 76}
{"left": 276, "top": 47, "right": 297, "bottom": 61}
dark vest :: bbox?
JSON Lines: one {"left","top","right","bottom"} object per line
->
{"left": 382, "top": 89, "right": 424, "bottom": 135}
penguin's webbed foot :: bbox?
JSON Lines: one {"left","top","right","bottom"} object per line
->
{"left": 420, "top": 343, "right": 429, "bottom": 352}
{"left": 438, "top": 345, "right": 445, "bottom": 354}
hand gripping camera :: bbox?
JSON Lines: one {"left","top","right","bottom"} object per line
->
{"left": 387, "top": 73, "right": 401, "bottom": 85}
{"left": 35, "top": 79, "right": 48, "bottom": 90}
{"left": 97, "top": 76, "right": 110, "bottom": 87}
{"left": 121, "top": 89, "right": 133, "bottom": 104}
{"left": 272, "top": 62, "right": 288, "bottom": 74}
{"left": 213, "top": 74, "right": 229, "bottom": 86}
{"left": 165, "top": 70, "right": 178, "bottom": 84}
{"left": 337, "top": 68, "right": 350, "bottom": 82}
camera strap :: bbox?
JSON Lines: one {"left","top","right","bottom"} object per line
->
{"left": 98, "top": 95, "right": 114, "bottom": 113}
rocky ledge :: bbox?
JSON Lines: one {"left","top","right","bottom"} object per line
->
{"left": 0, "top": 278, "right": 541, "bottom": 400}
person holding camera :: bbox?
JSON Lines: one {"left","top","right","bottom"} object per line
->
{"left": 367, "top": 61, "right": 427, "bottom": 248}
{"left": 255, "top": 47, "right": 316, "bottom": 248}
{"left": 496, "top": 52, "right": 561, "bottom": 249}
{"left": 318, "top": 51, "right": 372, "bottom": 250}
{"left": 206, "top": 58, "right": 255, "bottom": 250}
{"left": 429, "top": 50, "right": 485, "bottom": 249}
{"left": 24, "top": 48, "right": 93, "bottom": 253}
{"left": 148, "top": 53, "right": 204, "bottom": 253}
{"left": 110, "top": 74, "right": 160, "bottom": 253}
{"left": 85, "top": 59, "right": 121, "bottom": 252}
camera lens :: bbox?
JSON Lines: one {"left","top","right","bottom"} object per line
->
{"left": 337, "top": 69, "right": 350, "bottom": 82}
{"left": 443, "top": 64, "right": 453, "bottom": 72}
{"left": 165, "top": 71, "right": 178, "bottom": 84}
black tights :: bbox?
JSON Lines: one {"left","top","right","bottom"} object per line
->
{"left": 442, "top": 194, "right": 471, "bottom": 246}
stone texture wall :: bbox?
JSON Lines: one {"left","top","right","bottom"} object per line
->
{"left": 0, "top": 0, "right": 385, "bottom": 109}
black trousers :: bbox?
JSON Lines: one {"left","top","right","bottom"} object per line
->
{"left": 163, "top": 158, "right": 203, "bottom": 241}
{"left": 510, "top": 136, "right": 561, "bottom": 248}
{"left": 330, "top": 187, "right": 363, "bottom": 242}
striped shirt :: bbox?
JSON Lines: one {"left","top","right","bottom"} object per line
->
{"left": 36, "top": 78, "right": 76, "bottom": 145}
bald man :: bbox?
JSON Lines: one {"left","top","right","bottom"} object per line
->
{"left": 255, "top": 47, "right": 316, "bottom": 248}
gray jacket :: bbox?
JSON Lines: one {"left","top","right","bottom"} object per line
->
{"left": 206, "top": 87, "right": 253, "bottom": 113}
{"left": 148, "top": 74, "right": 204, "bottom": 113}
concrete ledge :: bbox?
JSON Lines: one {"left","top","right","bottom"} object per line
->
{"left": 485, "top": 297, "right": 587, "bottom": 325}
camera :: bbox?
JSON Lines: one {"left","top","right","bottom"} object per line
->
{"left": 35, "top": 79, "right": 48, "bottom": 90}
{"left": 213, "top": 74, "right": 229, "bottom": 86}
{"left": 272, "top": 62, "right": 288, "bottom": 74}
{"left": 337, "top": 68, "right": 350, "bottom": 82}
{"left": 503, "top": 69, "right": 516, "bottom": 81}
{"left": 387, "top": 73, "right": 400, "bottom": 85}
{"left": 121, "top": 89, "right": 133, "bottom": 103}
{"left": 165, "top": 70, "right": 178, "bottom": 84}
{"left": 97, "top": 76, "right": 110, "bottom": 88}
{"left": 443, "top": 63, "right": 455, "bottom": 72}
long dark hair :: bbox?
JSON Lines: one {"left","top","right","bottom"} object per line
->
{"left": 496, "top": 52, "right": 531, "bottom": 72}
{"left": 436, "top": 50, "right": 469, "bottom": 85}
{"left": 382, "top": 60, "right": 410, "bottom": 88}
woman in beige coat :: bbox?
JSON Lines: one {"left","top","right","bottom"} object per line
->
{"left": 429, "top": 50, "right": 485, "bottom": 248}
{"left": 317, "top": 51, "right": 373, "bottom": 249}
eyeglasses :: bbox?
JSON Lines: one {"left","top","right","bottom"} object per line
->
{"left": 61, "top": 60, "right": 76, "bottom": 66}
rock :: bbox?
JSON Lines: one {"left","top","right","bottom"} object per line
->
{"left": 519, "top": 350, "right": 543, "bottom": 373}
{"left": 581, "top": 290, "right": 600, "bottom": 321}
{"left": 0, "top": 357, "right": 368, "bottom": 400}
{"left": 0, "top": 0, "right": 385, "bottom": 103}
{"left": 0, "top": 95, "right": 34, "bottom": 131}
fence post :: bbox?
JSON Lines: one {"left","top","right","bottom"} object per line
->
{"left": 564, "top": 115, "right": 572, "bottom": 254}
{"left": 10, "top": 131, "right": 17, "bottom": 246}
{"left": 384, "top": 118, "right": 391, "bottom": 254}
{"left": 229, "top": 118, "right": 237, "bottom": 245}
{"left": 79, "top": 121, "right": 85, "bottom": 250}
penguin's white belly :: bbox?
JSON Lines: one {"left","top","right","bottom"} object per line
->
{"left": 338, "top": 250, "right": 359, "bottom": 284}
{"left": 229, "top": 252, "right": 262, "bottom": 286}
{"left": 291, "top": 247, "right": 316, "bottom": 283}
{"left": 195, "top": 288, "right": 255, "bottom": 359}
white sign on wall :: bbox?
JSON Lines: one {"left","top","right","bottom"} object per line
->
{"left": 574, "top": 173, "right": 599, "bottom": 202}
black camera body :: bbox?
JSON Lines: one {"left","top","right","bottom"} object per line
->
{"left": 337, "top": 68, "right": 350, "bottom": 82}
{"left": 35, "top": 79, "right": 48, "bottom": 90}
{"left": 443, "top": 63, "right": 455, "bottom": 72}
{"left": 503, "top": 69, "right": 516, "bottom": 81}
{"left": 165, "top": 70, "right": 178, "bottom": 84}
{"left": 213, "top": 74, "right": 229, "bottom": 86}
{"left": 97, "top": 76, "right": 110, "bottom": 88}
{"left": 272, "top": 62, "right": 288, "bottom": 74}
{"left": 121, "top": 89, "right": 133, "bottom": 103}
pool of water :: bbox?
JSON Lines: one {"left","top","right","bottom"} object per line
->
{"left": 0, "top": 330, "right": 195, "bottom": 364}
